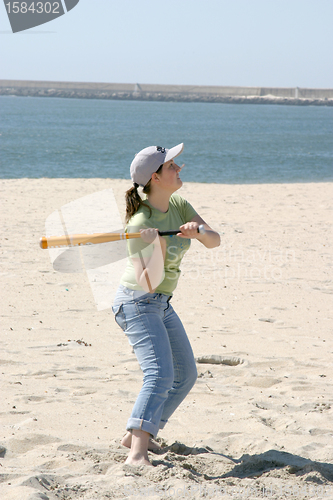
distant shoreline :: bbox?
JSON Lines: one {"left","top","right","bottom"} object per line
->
{"left": 1, "top": 79, "right": 333, "bottom": 106}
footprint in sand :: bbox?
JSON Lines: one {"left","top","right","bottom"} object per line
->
{"left": 196, "top": 355, "right": 244, "bottom": 366}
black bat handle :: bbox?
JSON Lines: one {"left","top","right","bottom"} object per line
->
{"left": 158, "top": 230, "right": 180, "bottom": 236}
{"left": 158, "top": 225, "right": 205, "bottom": 236}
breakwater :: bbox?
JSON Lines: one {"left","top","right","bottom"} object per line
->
{"left": 1, "top": 80, "right": 332, "bottom": 106}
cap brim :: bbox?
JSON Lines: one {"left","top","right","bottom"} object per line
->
{"left": 165, "top": 143, "right": 184, "bottom": 162}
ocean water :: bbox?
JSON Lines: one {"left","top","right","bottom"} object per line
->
{"left": 0, "top": 95, "right": 332, "bottom": 183}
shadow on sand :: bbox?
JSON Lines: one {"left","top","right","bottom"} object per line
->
{"left": 153, "top": 443, "right": 333, "bottom": 482}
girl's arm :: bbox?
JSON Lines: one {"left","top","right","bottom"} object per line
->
{"left": 179, "top": 214, "right": 221, "bottom": 249}
{"left": 131, "top": 229, "right": 167, "bottom": 293}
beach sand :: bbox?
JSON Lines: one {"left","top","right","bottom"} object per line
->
{"left": 0, "top": 178, "right": 332, "bottom": 499}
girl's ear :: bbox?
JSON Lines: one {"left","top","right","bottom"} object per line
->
{"left": 151, "top": 172, "right": 160, "bottom": 183}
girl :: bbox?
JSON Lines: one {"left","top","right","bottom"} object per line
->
{"left": 112, "top": 143, "right": 220, "bottom": 465}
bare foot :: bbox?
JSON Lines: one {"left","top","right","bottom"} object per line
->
{"left": 124, "top": 454, "right": 153, "bottom": 466}
{"left": 121, "top": 431, "right": 162, "bottom": 452}
{"left": 123, "top": 429, "right": 154, "bottom": 466}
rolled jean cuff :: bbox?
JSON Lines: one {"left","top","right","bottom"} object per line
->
{"left": 159, "top": 419, "right": 168, "bottom": 430}
{"left": 126, "top": 417, "right": 159, "bottom": 439}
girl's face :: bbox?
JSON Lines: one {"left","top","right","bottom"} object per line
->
{"left": 155, "top": 159, "right": 183, "bottom": 192}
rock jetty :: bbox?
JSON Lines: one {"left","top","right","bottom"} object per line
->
{"left": 1, "top": 80, "right": 332, "bottom": 106}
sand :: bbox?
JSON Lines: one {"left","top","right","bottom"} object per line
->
{"left": 0, "top": 178, "right": 332, "bottom": 499}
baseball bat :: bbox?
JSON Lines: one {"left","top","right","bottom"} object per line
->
{"left": 39, "top": 225, "right": 205, "bottom": 249}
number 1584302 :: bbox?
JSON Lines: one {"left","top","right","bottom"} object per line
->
{"left": 5, "top": 2, "right": 61, "bottom": 14}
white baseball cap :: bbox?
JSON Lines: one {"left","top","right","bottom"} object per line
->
{"left": 130, "top": 143, "right": 184, "bottom": 187}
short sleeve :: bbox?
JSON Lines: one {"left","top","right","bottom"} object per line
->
{"left": 183, "top": 199, "right": 197, "bottom": 222}
{"left": 170, "top": 194, "right": 197, "bottom": 223}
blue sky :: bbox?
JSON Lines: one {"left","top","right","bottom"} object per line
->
{"left": 1, "top": 0, "right": 332, "bottom": 88}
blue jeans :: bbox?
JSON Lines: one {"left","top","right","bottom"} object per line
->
{"left": 112, "top": 285, "right": 197, "bottom": 438}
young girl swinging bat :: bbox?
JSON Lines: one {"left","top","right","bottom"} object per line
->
{"left": 112, "top": 143, "right": 220, "bottom": 465}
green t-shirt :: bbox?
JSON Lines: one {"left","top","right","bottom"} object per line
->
{"left": 120, "top": 193, "right": 197, "bottom": 295}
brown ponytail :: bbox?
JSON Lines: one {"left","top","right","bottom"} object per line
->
{"left": 125, "top": 184, "right": 151, "bottom": 223}
{"left": 125, "top": 165, "right": 163, "bottom": 223}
